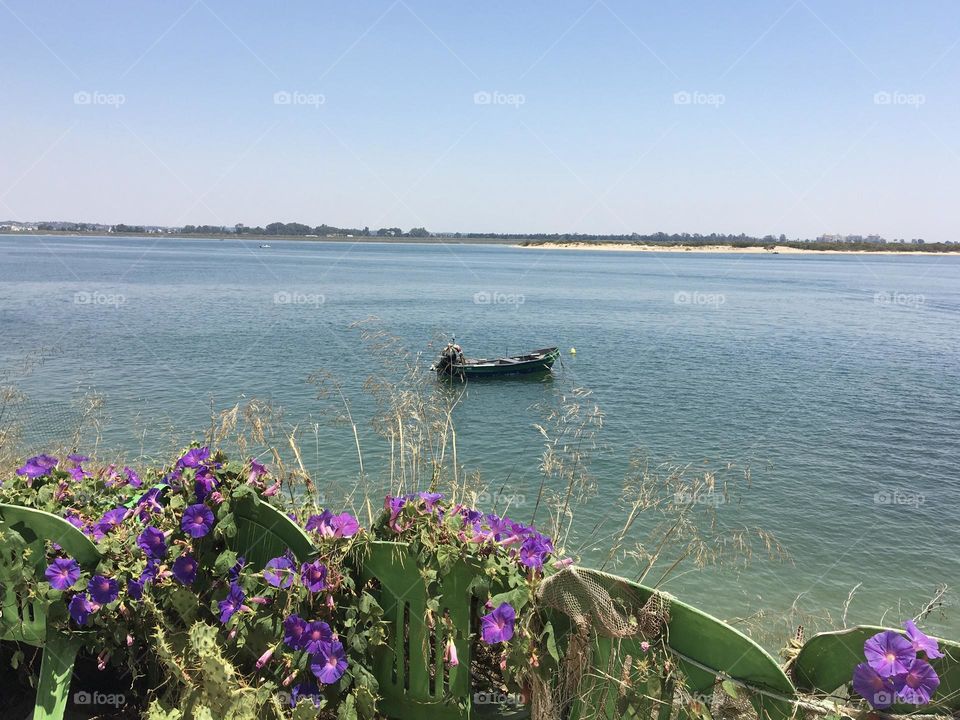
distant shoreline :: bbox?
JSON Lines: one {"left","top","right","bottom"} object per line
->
{"left": 2, "top": 231, "right": 957, "bottom": 254}
{"left": 517, "top": 241, "right": 960, "bottom": 255}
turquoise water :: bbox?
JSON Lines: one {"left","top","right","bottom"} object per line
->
{"left": 1, "top": 235, "right": 958, "bottom": 643}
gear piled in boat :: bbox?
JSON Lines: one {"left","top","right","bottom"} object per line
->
{"left": 432, "top": 340, "right": 560, "bottom": 379}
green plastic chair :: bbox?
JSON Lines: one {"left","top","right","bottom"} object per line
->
{"left": 0, "top": 502, "right": 102, "bottom": 720}
{"left": 792, "top": 625, "right": 960, "bottom": 715}
{"left": 544, "top": 568, "right": 797, "bottom": 720}
{"left": 228, "top": 492, "right": 316, "bottom": 570}
{"left": 357, "top": 541, "right": 479, "bottom": 720}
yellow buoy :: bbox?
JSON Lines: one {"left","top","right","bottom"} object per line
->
{"left": 569, "top": 347, "right": 577, "bottom": 355}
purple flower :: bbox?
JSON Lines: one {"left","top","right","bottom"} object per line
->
{"left": 173, "top": 555, "right": 198, "bottom": 584}
{"left": 16, "top": 454, "right": 59, "bottom": 479}
{"left": 69, "top": 593, "right": 95, "bottom": 626}
{"left": 865, "top": 630, "right": 916, "bottom": 677}
{"left": 177, "top": 446, "right": 210, "bottom": 468}
{"left": 853, "top": 662, "right": 897, "bottom": 709}
{"left": 302, "top": 621, "right": 333, "bottom": 654}
{"left": 218, "top": 582, "right": 246, "bottom": 624}
{"left": 895, "top": 657, "right": 940, "bottom": 705}
{"left": 481, "top": 603, "right": 516, "bottom": 644}
{"left": 310, "top": 640, "right": 348, "bottom": 684}
{"left": 194, "top": 467, "right": 217, "bottom": 502}
{"left": 419, "top": 491, "right": 444, "bottom": 509}
{"left": 124, "top": 467, "right": 142, "bottom": 488}
{"left": 332, "top": 512, "right": 359, "bottom": 537}
{"left": 88, "top": 575, "right": 119, "bottom": 604}
{"left": 305, "top": 510, "right": 333, "bottom": 534}
{"left": 229, "top": 556, "right": 247, "bottom": 580}
{"left": 181, "top": 503, "right": 215, "bottom": 538}
{"left": 127, "top": 578, "right": 144, "bottom": 601}
{"left": 248, "top": 458, "right": 268, "bottom": 483}
{"left": 300, "top": 560, "right": 328, "bottom": 592}
{"left": 136, "top": 526, "right": 167, "bottom": 559}
{"left": 136, "top": 487, "right": 164, "bottom": 521}
{"left": 519, "top": 534, "right": 553, "bottom": 569}
{"left": 263, "top": 556, "right": 296, "bottom": 588}
{"left": 290, "top": 682, "right": 323, "bottom": 708}
{"left": 94, "top": 506, "right": 129, "bottom": 537}
{"left": 67, "top": 453, "right": 89, "bottom": 464}
{"left": 903, "top": 620, "right": 944, "bottom": 660}
{"left": 67, "top": 466, "right": 88, "bottom": 482}
{"left": 45, "top": 557, "right": 81, "bottom": 591}
{"left": 283, "top": 614, "right": 308, "bottom": 649}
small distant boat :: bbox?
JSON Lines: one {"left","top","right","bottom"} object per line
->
{"left": 432, "top": 342, "right": 560, "bottom": 379}
{"left": 259, "top": 243, "right": 272, "bottom": 248}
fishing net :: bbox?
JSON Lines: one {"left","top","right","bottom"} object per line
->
{"left": 531, "top": 567, "right": 674, "bottom": 720}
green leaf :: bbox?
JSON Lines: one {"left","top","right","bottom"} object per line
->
{"left": 213, "top": 549, "right": 238, "bottom": 576}
{"left": 337, "top": 693, "right": 358, "bottom": 720}
{"left": 544, "top": 621, "right": 560, "bottom": 663}
{"left": 721, "top": 679, "right": 739, "bottom": 698}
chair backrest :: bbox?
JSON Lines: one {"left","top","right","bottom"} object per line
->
{"left": 546, "top": 568, "right": 797, "bottom": 720}
{"left": 229, "top": 493, "right": 316, "bottom": 570}
{"left": 792, "top": 625, "right": 960, "bottom": 714}
{"left": 358, "top": 541, "right": 477, "bottom": 720}
{"left": 0, "top": 502, "right": 101, "bottom": 645}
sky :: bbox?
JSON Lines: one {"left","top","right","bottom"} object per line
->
{"left": 1, "top": 1, "right": 958, "bottom": 241}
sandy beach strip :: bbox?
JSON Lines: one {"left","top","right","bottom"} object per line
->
{"left": 517, "top": 242, "right": 958, "bottom": 255}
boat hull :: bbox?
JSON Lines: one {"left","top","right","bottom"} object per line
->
{"left": 437, "top": 347, "right": 560, "bottom": 379}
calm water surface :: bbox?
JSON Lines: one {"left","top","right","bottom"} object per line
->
{"left": 1, "top": 235, "right": 958, "bottom": 643}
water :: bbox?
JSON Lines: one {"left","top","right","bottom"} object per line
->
{"left": 2, "top": 235, "right": 958, "bottom": 643}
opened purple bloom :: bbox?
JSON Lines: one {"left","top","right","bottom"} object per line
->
{"left": 194, "top": 467, "right": 217, "bottom": 502}
{"left": 283, "top": 614, "right": 308, "bottom": 649}
{"left": 45, "top": 557, "right": 81, "bottom": 591}
{"left": 93, "top": 507, "right": 129, "bottom": 540}
{"left": 173, "top": 555, "right": 198, "bottom": 584}
{"left": 904, "top": 620, "right": 944, "bottom": 660}
{"left": 300, "top": 560, "right": 328, "bottom": 592}
{"left": 177, "top": 446, "right": 210, "bottom": 468}
{"left": 895, "top": 657, "right": 940, "bottom": 705}
{"left": 16, "top": 454, "right": 59, "bottom": 479}
{"left": 302, "top": 620, "right": 333, "bottom": 654}
{"left": 263, "top": 556, "right": 296, "bottom": 588}
{"left": 332, "top": 512, "right": 360, "bottom": 537}
{"left": 310, "top": 639, "right": 348, "bottom": 684}
{"left": 124, "top": 466, "right": 142, "bottom": 488}
{"left": 865, "top": 630, "right": 916, "bottom": 677}
{"left": 127, "top": 578, "right": 144, "bottom": 601}
{"left": 305, "top": 510, "right": 333, "bottom": 534}
{"left": 853, "top": 662, "right": 896, "bottom": 709}
{"left": 67, "top": 466, "right": 87, "bottom": 482}
{"left": 519, "top": 534, "right": 553, "bottom": 569}
{"left": 69, "top": 593, "right": 95, "bottom": 626}
{"left": 67, "top": 453, "right": 89, "bottom": 464}
{"left": 248, "top": 458, "right": 268, "bottom": 483}
{"left": 481, "top": 602, "right": 516, "bottom": 644}
{"left": 218, "top": 582, "right": 246, "bottom": 624}
{"left": 136, "top": 526, "right": 167, "bottom": 559}
{"left": 419, "top": 491, "right": 444, "bottom": 509}
{"left": 181, "top": 503, "right": 215, "bottom": 538}
{"left": 88, "top": 575, "right": 119, "bottom": 604}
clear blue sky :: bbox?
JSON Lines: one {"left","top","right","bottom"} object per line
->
{"left": 1, "top": 1, "right": 958, "bottom": 240}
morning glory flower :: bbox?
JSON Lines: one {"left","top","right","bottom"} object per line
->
{"left": 69, "top": 593, "right": 95, "bottom": 626}
{"left": 88, "top": 575, "right": 119, "bottom": 604}
{"left": 93, "top": 507, "right": 130, "bottom": 539}
{"left": 173, "top": 555, "right": 198, "bottom": 584}
{"left": 481, "top": 603, "right": 516, "bottom": 644}
{"left": 310, "top": 640, "right": 348, "bottom": 684}
{"left": 903, "top": 620, "right": 944, "bottom": 660}
{"left": 247, "top": 458, "right": 268, "bottom": 483}
{"left": 16, "top": 454, "right": 59, "bottom": 479}
{"left": 67, "top": 466, "right": 88, "bottom": 482}
{"left": 45, "top": 557, "right": 81, "bottom": 591}
{"left": 263, "top": 556, "right": 296, "bottom": 588}
{"left": 305, "top": 510, "right": 334, "bottom": 534}
{"left": 194, "top": 467, "right": 217, "bottom": 502}
{"left": 218, "top": 582, "right": 246, "bottom": 624}
{"left": 181, "top": 503, "right": 215, "bottom": 538}
{"left": 301, "top": 621, "right": 333, "bottom": 654}
{"left": 853, "top": 663, "right": 896, "bottom": 709}
{"left": 127, "top": 578, "right": 144, "bottom": 601}
{"left": 229, "top": 556, "right": 247, "bottom": 580}
{"left": 124, "top": 467, "right": 142, "bottom": 488}
{"left": 895, "top": 657, "right": 941, "bottom": 705}
{"left": 300, "top": 560, "right": 328, "bottom": 592}
{"left": 67, "top": 453, "right": 89, "bottom": 464}
{"left": 519, "top": 534, "right": 553, "bottom": 569}
{"left": 283, "top": 614, "right": 308, "bottom": 649}
{"left": 177, "top": 446, "right": 210, "bottom": 468}
{"left": 865, "top": 630, "right": 916, "bottom": 676}
{"left": 419, "top": 491, "right": 444, "bottom": 509}
{"left": 136, "top": 526, "right": 167, "bottom": 559}
{"left": 136, "top": 487, "right": 164, "bottom": 521}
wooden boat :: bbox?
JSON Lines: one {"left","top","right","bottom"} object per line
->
{"left": 432, "top": 343, "right": 560, "bottom": 379}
